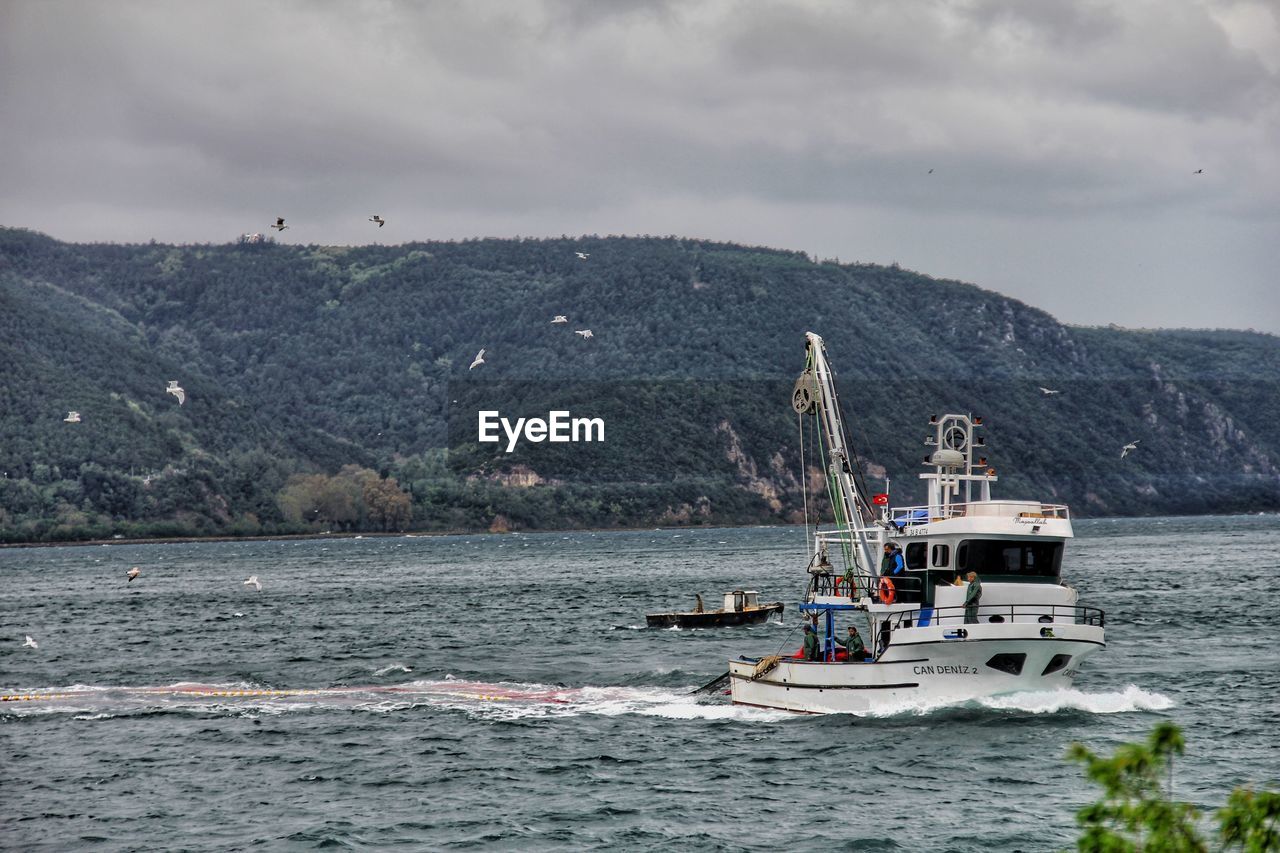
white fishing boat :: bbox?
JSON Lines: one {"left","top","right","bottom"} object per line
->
{"left": 727, "top": 332, "right": 1105, "bottom": 714}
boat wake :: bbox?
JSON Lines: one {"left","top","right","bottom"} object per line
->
{"left": 0, "top": 679, "right": 790, "bottom": 722}
{"left": 2, "top": 680, "right": 1168, "bottom": 721}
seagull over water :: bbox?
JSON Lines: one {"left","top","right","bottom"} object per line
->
{"left": 1121, "top": 440, "right": 1140, "bottom": 458}
{"left": 1038, "top": 387, "right": 1061, "bottom": 396}
{"left": 551, "top": 315, "right": 568, "bottom": 324}
{"left": 127, "top": 567, "right": 141, "bottom": 582}
{"left": 244, "top": 575, "right": 261, "bottom": 591}
{"left": 272, "top": 217, "right": 288, "bottom": 231}
{"left": 469, "top": 349, "right": 486, "bottom": 370}
{"left": 575, "top": 252, "right": 589, "bottom": 260}
{"left": 369, "top": 215, "right": 385, "bottom": 227}
{"left": 64, "top": 411, "right": 81, "bottom": 423}
{"left": 166, "top": 380, "right": 185, "bottom": 405}
{"left": 23, "top": 635, "right": 38, "bottom": 649}
{"left": 575, "top": 329, "right": 593, "bottom": 339}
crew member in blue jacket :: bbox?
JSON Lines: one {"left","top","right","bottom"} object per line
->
{"left": 881, "top": 542, "right": 905, "bottom": 575}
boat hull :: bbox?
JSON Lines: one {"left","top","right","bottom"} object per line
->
{"left": 728, "top": 623, "right": 1104, "bottom": 713}
{"left": 646, "top": 603, "right": 784, "bottom": 628}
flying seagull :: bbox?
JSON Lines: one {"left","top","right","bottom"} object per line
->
{"left": 271, "top": 217, "right": 288, "bottom": 231}
{"left": 64, "top": 411, "right": 81, "bottom": 423}
{"left": 575, "top": 252, "right": 589, "bottom": 260}
{"left": 1121, "top": 440, "right": 1139, "bottom": 458}
{"left": 369, "top": 215, "right": 385, "bottom": 227}
{"left": 1193, "top": 169, "right": 1203, "bottom": 174}
{"left": 244, "top": 575, "right": 261, "bottom": 591}
{"left": 551, "top": 315, "right": 568, "bottom": 324}
{"left": 23, "top": 635, "right": 38, "bottom": 649}
{"left": 928, "top": 168, "right": 934, "bottom": 174}
{"left": 166, "top": 380, "right": 185, "bottom": 405}
{"left": 127, "top": 567, "right": 141, "bottom": 582}
{"left": 1038, "top": 387, "right": 1061, "bottom": 396}
{"left": 575, "top": 329, "right": 593, "bottom": 339}
{"left": 469, "top": 349, "right": 486, "bottom": 370}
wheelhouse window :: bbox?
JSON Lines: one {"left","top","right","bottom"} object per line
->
{"left": 956, "top": 539, "right": 1063, "bottom": 578}
{"left": 931, "top": 544, "right": 950, "bottom": 568}
{"left": 905, "top": 542, "right": 927, "bottom": 570}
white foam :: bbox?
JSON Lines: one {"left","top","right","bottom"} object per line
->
{"left": 413, "top": 683, "right": 792, "bottom": 722}
{"left": 978, "top": 684, "right": 1174, "bottom": 715}
{"left": 856, "top": 683, "right": 1174, "bottom": 718}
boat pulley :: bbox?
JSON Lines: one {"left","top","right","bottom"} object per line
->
{"left": 792, "top": 372, "right": 818, "bottom": 414}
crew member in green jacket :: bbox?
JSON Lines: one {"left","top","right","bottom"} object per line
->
{"left": 802, "top": 623, "right": 821, "bottom": 661}
{"left": 838, "top": 626, "right": 867, "bottom": 661}
{"left": 963, "top": 571, "right": 983, "bottom": 624}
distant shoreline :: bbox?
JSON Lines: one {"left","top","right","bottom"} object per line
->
{"left": 0, "top": 530, "right": 424, "bottom": 549}
{"left": 1, "top": 511, "right": 1275, "bottom": 550}
{"left": 0, "top": 522, "right": 794, "bottom": 550}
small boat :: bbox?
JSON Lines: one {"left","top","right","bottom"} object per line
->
{"left": 647, "top": 590, "right": 783, "bottom": 628}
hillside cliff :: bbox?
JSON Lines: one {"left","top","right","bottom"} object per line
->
{"left": 1, "top": 228, "right": 1276, "bottom": 541}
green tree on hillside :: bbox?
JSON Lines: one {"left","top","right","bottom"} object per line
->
{"left": 276, "top": 466, "right": 409, "bottom": 531}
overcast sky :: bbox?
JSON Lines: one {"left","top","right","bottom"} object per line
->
{"left": 2, "top": 0, "right": 1277, "bottom": 332}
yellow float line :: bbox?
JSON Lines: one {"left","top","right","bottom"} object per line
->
{"left": 1, "top": 692, "right": 80, "bottom": 702}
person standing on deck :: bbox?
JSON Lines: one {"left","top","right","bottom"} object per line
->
{"left": 882, "top": 542, "right": 905, "bottom": 576}
{"left": 802, "top": 623, "right": 822, "bottom": 661}
{"left": 837, "top": 626, "right": 867, "bottom": 661}
{"left": 963, "top": 571, "right": 982, "bottom": 624}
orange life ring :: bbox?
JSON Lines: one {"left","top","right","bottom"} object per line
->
{"left": 833, "top": 576, "right": 844, "bottom": 595}
{"left": 878, "top": 577, "right": 897, "bottom": 604}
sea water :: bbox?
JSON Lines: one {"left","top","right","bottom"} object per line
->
{"left": 2, "top": 515, "right": 1277, "bottom": 850}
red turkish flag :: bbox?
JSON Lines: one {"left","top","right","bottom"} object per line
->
{"left": 872, "top": 493, "right": 889, "bottom": 506}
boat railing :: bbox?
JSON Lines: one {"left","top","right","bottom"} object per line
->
{"left": 888, "top": 603, "right": 1105, "bottom": 629}
{"left": 879, "top": 501, "right": 1071, "bottom": 526}
{"left": 808, "top": 572, "right": 925, "bottom": 602}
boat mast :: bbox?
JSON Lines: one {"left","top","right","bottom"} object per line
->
{"left": 794, "top": 332, "right": 879, "bottom": 583}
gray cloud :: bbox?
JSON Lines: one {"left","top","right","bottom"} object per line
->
{"left": 1, "top": 0, "right": 1277, "bottom": 332}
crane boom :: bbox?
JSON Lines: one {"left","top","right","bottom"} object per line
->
{"left": 794, "top": 332, "right": 880, "bottom": 582}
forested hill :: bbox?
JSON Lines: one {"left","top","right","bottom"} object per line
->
{"left": 1, "top": 227, "right": 1277, "bottom": 542}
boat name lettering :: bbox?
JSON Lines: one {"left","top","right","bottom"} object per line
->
{"left": 478, "top": 410, "right": 605, "bottom": 453}
{"left": 912, "top": 664, "right": 975, "bottom": 675}
{"left": 903, "top": 527, "right": 929, "bottom": 536}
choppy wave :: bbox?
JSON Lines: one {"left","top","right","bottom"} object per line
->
{"left": 373, "top": 663, "right": 414, "bottom": 676}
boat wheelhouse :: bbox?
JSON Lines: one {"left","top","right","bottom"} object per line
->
{"left": 727, "top": 333, "right": 1105, "bottom": 714}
